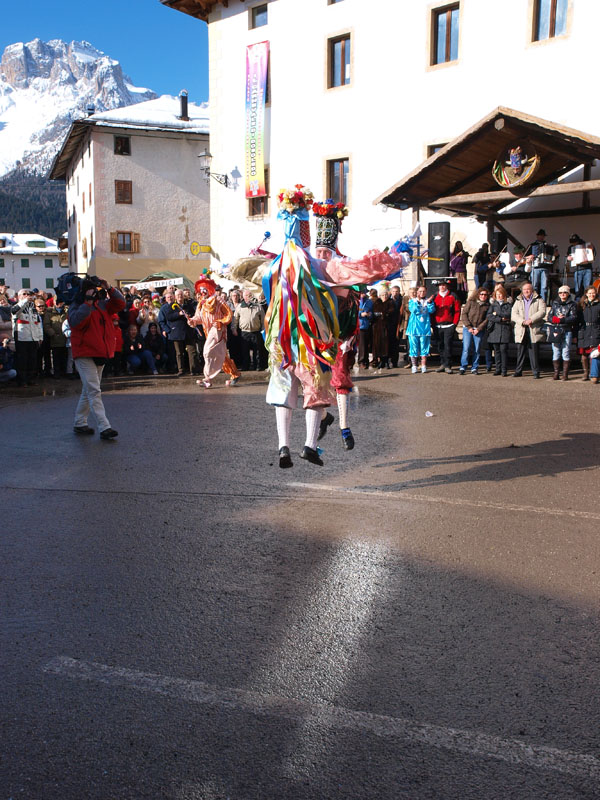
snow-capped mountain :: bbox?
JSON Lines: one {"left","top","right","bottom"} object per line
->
{"left": 0, "top": 38, "right": 157, "bottom": 176}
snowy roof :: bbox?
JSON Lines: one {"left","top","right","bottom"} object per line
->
{"left": 49, "top": 93, "right": 209, "bottom": 180}
{"left": 90, "top": 94, "right": 209, "bottom": 133}
{"left": 0, "top": 233, "right": 59, "bottom": 255}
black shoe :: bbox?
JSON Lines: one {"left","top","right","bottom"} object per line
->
{"left": 436, "top": 365, "right": 445, "bottom": 373}
{"left": 99, "top": 428, "right": 119, "bottom": 440}
{"left": 533, "top": 372, "right": 540, "bottom": 379}
{"left": 341, "top": 428, "right": 355, "bottom": 450}
{"left": 318, "top": 411, "right": 335, "bottom": 441}
{"left": 73, "top": 425, "right": 94, "bottom": 435}
{"left": 513, "top": 372, "right": 522, "bottom": 378}
{"left": 486, "top": 367, "right": 493, "bottom": 373}
{"left": 300, "top": 446, "right": 323, "bottom": 466}
{"left": 494, "top": 370, "right": 501, "bottom": 376}
{"left": 279, "top": 446, "right": 293, "bottom": 469}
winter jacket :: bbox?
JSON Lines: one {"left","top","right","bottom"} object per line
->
{"left": 144, "top": 331, "right": 166, "bottom": 358}
{"left": 359, "top": 297, "right": 374, "bottom": 330}
{"left": 11, "top": 299, "right": 43, "bottom": 343}
{"left": 433, "top": 292, "right": 461, "bottom": 326}
{"left": 164, "top": 300, "right": 196, "bottom": 341}
{"left": 548, "top": 299, "right": 577, "bottom": 331}
{"left": 123, "top": 330, "right": 148, "bottom": 354}
{"left": 69, "top": 288, "right": 126, "bottom": 359}
{"left": 0, "top": 306, "right": 12, "bottom": 343}
{"left": 486, "top": 300, "right": 513, "bottom": 344}
{"left": 43, "top": 306, "right": 68, "bottom": 348}
{"left": 511, "top": 292, "right": 547, "bottom": 344}
{"left": 460, "top": 298, "right": 490, "bottom": 334}
{"left": 406, "top": 298, "right": 434, "bottom": 337}
{"left": 577, "top": 298, "right": 600, "bottom": 349}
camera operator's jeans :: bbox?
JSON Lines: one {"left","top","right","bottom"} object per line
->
{"left": 74, "top": 357, "right": 111, "bottom": 432}
{"left": 531, "top": 268, "right": 549, "bottom": 302}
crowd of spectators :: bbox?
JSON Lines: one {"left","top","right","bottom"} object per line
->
{"left": 0, "top": 281, "right": 269, "bottom": 386}
{"left": 1, "top": 267, "right": 599, "bottom": 388}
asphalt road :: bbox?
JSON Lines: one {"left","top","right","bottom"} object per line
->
{"left": 1, "top": 367, "right": 599, "bottom": 799}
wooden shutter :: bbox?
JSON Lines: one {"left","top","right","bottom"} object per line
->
{"left": 132, "top": 233, "right": 140, "bottom": 254}
{"left": 81, "top": 238, "right": 88, "bottom": 258}
{"left": 110, "top": 232, "right": 118, "bottom": 253}
{"left": 89, "top": 183, "right": 92, "bottom": 206}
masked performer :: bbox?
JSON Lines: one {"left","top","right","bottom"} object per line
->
{"left": 229, "top": 184, "right": 407, "bottom": 468}
{"left": 189, "top": 274, "right": 241, "bottom": 388}
{"left": 313, "top": 200, "right": 359, "bottom": 451}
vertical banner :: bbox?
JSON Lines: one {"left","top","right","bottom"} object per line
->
{"left": 245, "top": 41, "right": 269, "bottom": 199}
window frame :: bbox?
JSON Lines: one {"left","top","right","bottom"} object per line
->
{"left": 21, "top": 258, "right": 29, "bottom": 269}
{"left": 44, "top": 258, "right": 53, "bottom": 269}
{"left": 115, "top": 179, "right": 133, "bottom": 205}
{"left": 328, "top": 33, "right": 351, "bottom": 89}
{"left": 114, "top": 135, "right": 131, "bottom": 156}
{"left": 0, "top": 258, "right": 4, "bottom": 269}
{"left": 431, "top": 3, "right": 460, "bottom": 66}
{"left": 250, "top": 3, "right": 268, "bottom": 29}
{"left": 326, "top": 157, "right": 350, "bottom": 206}
{"left": 45, "top": 278, "right": 54, "bottom": 289}
{"left": 111, "top": 231, "right": 140, "bottom": 254}
{"left": 532, "top": 0, "right": 568, "bottom": 41}
{"left": 248, "top": 166, "right": 270, "bottom": 218}
{"left": 22, "top": 278, "right": 31, "bottom": 289}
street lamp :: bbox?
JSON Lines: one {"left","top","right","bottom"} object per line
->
{"left": 198, "top": 148, "right": 229, "bottom": 188}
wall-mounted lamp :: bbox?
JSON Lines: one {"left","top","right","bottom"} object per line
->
{"left": 198, "top": 148, "right": 230, "bottom": 188}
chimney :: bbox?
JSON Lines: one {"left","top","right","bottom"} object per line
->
{"left": 179, "top": 90, "right": 189, "bottom": 121}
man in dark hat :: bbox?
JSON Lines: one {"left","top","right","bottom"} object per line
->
{"left": 528, "top": 228, "right": 558, "bottom": 305}
{"left": 566, "top": 233, "right": 595, "bottom": 299}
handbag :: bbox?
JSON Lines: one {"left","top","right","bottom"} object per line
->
{"left": 543, "top": 323, "right": 564, "bottom": 343}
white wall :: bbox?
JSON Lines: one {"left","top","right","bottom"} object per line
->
{"left": 205, "top": 0, "right": 600, "bottom": 269}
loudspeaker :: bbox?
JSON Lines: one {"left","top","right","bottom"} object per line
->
{"left": 490, "top": 230, "right": 507, "bottom": 255}
{"left": 427, "top": 221, "right": 450, "bottom": 278}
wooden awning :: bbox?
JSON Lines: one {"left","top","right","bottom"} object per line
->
{"left": 375, "top": 107, "right": 600, "bottom": 219}
{"left": 159, "top": 0, "right": 235, "bottom": 21}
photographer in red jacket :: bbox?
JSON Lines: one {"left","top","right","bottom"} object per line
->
{"left": 433, "top": 279, "right": 461, "bottom": 374}
{"left": 68, "top": 277, "right": 125, "bottom": 439}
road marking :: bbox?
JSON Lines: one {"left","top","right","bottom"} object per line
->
{"left": 287, "top": 482, "right": 600, "bottom": 521}
{"left": 44, "top": 656, "right": 600, "bottom": 780}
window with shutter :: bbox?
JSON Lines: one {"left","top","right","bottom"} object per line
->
{"left": 82, "top": 238, "right": 88, "bottom": 258}
{"left": 132, "top": 233, "right": 140, "bottom": 254}
{"left": 82, "top": 193, "right": 85, "bottom": 213}
{"left": 89, "top": 183, "right": 92, "bottom": 206}
{"left": 110, "top": 232, "right": 118, "bottom": 253}
{"left": 115, "top": 180, "right": 132, "bottom": 204}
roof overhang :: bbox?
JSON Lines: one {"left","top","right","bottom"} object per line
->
{"left": 159, "top": 0, "right": 236, "bottom": 21}
{"left": 375, "top": 107, "right": 600, "bottom": 219}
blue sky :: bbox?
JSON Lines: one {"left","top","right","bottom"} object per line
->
{"left": 0, "top": 0, "right": 209, "bottom": 103}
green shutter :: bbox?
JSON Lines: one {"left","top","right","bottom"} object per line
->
{"left": 21, "top": 258, "right": 29, "bottom": 268}
{"left": 22, "top": 278, "right": 30, "bottom": 289}
{"left": 45, "top": 258, "right": 53, "bottom": 269}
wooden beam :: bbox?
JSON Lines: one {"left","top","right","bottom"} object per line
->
{"left": 583, "top": 164, "right": 591, "bottom": 210}
{"left": 493, "top": 206, "right": 600, "bottom": 221}
{"left": 431, "top": 179, "right": 600, "bottom": 207}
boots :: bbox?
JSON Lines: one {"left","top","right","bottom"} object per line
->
{"left": 581, "top": 354, "right": 590, "bottom": 381}
{"left": 553, "top": 360, "right": 561, "bottom": 380}
{"left": 561, "top": 361, "right": 570, "bottom": 381}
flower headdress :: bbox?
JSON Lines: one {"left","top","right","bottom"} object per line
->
{"left": 277, "top": 184, "right": 314, "bottom": 213}
{"left": 312, "top": 199, "right": 349, "bottom": 220}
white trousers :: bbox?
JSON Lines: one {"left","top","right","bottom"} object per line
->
{"left": 74, "top": 358, "right": 110, "bottom": 432}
